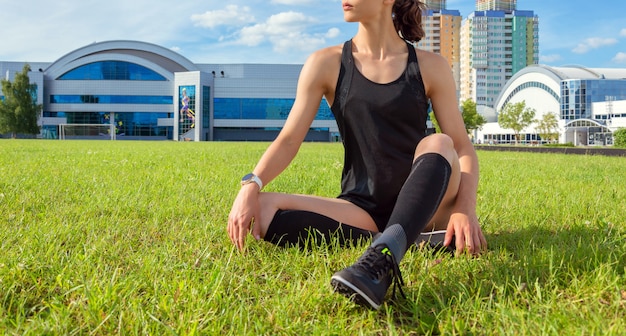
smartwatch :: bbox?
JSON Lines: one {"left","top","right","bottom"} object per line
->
{"left": 240, "top": 173, "right": 263, "bottom": 190}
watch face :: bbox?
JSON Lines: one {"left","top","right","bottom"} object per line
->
{"left": 241, "top": 173, "right": 255, "bottom": 183}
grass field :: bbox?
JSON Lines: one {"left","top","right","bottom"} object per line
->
{"left": 0, "top": 140, "right": 625, "bottom": 335}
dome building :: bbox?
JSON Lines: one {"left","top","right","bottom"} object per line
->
{"left": 477, "top": 64, "right": 626, "bottom": 146}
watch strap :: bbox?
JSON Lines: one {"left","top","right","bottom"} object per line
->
{"left": 241, "top": 173, "right": 263, "bottom": 190}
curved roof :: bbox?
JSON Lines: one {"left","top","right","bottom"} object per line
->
{"left": 44, "top": 40, "right": 199, "bottom": 79}
{"left": 506, "top": 64, "right": 626, "bottom": 84}
{"left": 554, "top": 66, "right": 626, "bottom": 80}
{"left": 564, "top": 118, "right": 608, "bottom": 128}
{"left": 496, "top": 64, "right": 626, "bottom": 108}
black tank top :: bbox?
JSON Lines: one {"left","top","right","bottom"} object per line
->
{"left": 331, "top": 40, "right": 429, "bottom": 231}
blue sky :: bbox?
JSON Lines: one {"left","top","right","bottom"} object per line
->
{"left": 1, "top": 0, "right": 624, "bottom": 68}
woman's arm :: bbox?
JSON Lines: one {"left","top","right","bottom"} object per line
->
{"left": 420, "top": 51, "right": 487, "bottom": 254}
{"left": 227, "top": 47, "right": 340, "bottom": 251}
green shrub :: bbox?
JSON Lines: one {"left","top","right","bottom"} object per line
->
{"left": 614, "top": 128, "right": 626, "bottom": 148}
{"left": 543, "top": 142, "right": 575, "bottom": 148}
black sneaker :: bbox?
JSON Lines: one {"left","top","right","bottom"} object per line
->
{"left": 416, "top": 230, "right": 455, "bottom": 254}
{"left": 330, "top": 244, "right": 405, "bottom": 310}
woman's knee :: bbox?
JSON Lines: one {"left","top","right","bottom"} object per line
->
{"left": 415, "top": 134, "right": 457, "bottom": 164}
{"left": 414, "top": 134, "right": 462, "bottom": 229}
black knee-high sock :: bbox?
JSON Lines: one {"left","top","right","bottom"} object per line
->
{"left": 372, "top": 152, "right": 452, "bottom": 261}
{"left": 264, "top": 209, "right": 375, "bottom": 248}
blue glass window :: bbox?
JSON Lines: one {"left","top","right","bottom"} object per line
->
{"left": 58, "top": 61, "right": 166, "bottom": 81}
{"left": 42, "top": 111, "right": 172, "bottom": 138}
{"left": 50, "top": 95, "right": 172, "bottom": 104}
{"left": 202, "top": 86, "right": 211, "bottom": 129}
{"left": 179, "top": 86, "right": 196, "bottom": 135}
{"left": 560, "top": 79, "right": 626, "bottom": 121}
{"left": 214, "top": 98, "right": 333, "bottom": 120}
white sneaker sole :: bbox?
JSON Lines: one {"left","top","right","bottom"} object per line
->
{"left": 330, "top": 274, "right": 381, "bottom": 310}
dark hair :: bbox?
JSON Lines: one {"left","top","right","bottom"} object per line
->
{"left": 393, "top": 0, "right": 426, "bottom": 43}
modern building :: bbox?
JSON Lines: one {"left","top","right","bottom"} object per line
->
{"left": 476, "top": 0, "right": 517, "bottom": 11}
{"left": 460, "top": 0, "right": 539, "bottom": 108}
{"left": 0, "top": 40, "right": 337, "bottom": 141}
{"left": 476, "top": 65, "right": 626, "bottom": 146}
{"left": 418, "top": 0, "right": 462, "bottom": 91}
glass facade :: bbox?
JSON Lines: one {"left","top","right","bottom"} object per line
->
{"left": 202, "top": 86, "right": 210, "bottom": 129}
{"left": 50, "top": 95, "right": 172, "bottom": 104}
{"left": 112, "top": 112, "right": 170, "bottom": 137}
{"left": 214, "top": 98, "right": 333, "bottom": 120}
{"left": 43, "top": 59, "right": 173, "bottom": 139}
{"left": 560, "top": 79, "right": 626, "bottom": 121}
{"left": 178, "top": 86, "right": 196, "bottom": 136}
{"left": 483, "top": 132, "right": 541, "bottom": 145}
{"left": 43, "top": 111, "right": 172, "bottom": 138}
{"left": 58, "top": 61, "right": 166, "bottom": 81}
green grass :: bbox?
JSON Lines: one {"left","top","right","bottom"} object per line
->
{"left": 0, "top": 140, "right": 624, "bottom": 335}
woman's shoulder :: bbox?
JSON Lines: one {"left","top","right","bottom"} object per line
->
{"left": 414, "top": 47, "right": 449, "bottom": 69}
{"left": 306, "top": 43, "right": 344, "bottom": 67}
{"left": 300, "top": 44, "right": 344, "bottom": 85}
{"left": 294, "top": 43, "right": 345, "bottom": 97}
{"left": 413, "top": 47, "right": 455, "bottom": 96}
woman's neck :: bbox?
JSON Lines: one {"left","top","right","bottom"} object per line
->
{"left": 351, "top": 9, "right": 405, "bottom": 57}
{"left": 352, "top": 25, "right": 406, "bottom": 60}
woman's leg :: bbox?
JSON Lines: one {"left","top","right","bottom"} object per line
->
{"left": 331, "top": 134, "right": 461, "bottom": 309}
{"left": 372, "top": 133, "right": 460, "bottom": 259}
{"left": 422, "top": 134, "right": 461, "bottom": 231}
{"left": 264, "top": 209, "right": 376, "bottom": 248}
{"left": 255, "top": 193, "right": 379, "bottom": 247}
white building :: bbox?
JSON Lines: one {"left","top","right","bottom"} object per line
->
{"left": 476, "top": 65, "right": 626, "bottom": 146}
{"left": 1, "top": 40, "right": 337, "bottom": 141}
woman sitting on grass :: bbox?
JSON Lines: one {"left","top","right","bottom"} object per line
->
{"left": 227, "top": 0, "right": 487, "bottom": 310}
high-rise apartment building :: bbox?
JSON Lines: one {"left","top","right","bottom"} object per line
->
{"left": 460, "top": 0, "right": 538, "bottom": 107}
{"left": 424, "top": 0, "right": 446, "bottom": 10}
{"left": 418, "top": 1, "right": 462, "bottom": 91}
{"left": 476, "top": 0, "right": 517, "bottom": 11}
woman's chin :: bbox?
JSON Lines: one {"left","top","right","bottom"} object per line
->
{"left": 343, "top": 14, "right": 358, "bottom": 22}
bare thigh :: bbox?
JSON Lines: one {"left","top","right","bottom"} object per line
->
{"left": 256, "top": 193, "right": 379, "bottom": 238}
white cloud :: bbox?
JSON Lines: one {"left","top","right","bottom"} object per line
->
{"left": 572, "top": 37, "right": 618, "bottom": 54}
{"left": 612, "top": 52, "right": 626, "bottom": 63}
{"left": 0, "top": 0, "right": 200, "bottom": 61}
{"left": 621, "top": 29, "right": 626, "bottom": 37}
{"left": 236, "top": 11, "right": 338, "bottom": 53}
{"left": 326, "top": 28, "right": 340, "bottom": 39}
{"left": 539, "top": 54, "right": 562, "bottom": 63}
{"left": 191, "top": 5, "right": 255, "bottom": 29}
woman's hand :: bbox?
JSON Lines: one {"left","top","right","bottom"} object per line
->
{"left": 444, "top": 211, "right": 487, "bottom": 255}
{"left": 227, "top": 184, "right": 262, "bottom": 251}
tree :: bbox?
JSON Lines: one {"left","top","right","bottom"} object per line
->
{"left": 460, "top": 99, "right": 486, "bottom": 135}
{"left": 614, "top": 128, "right": 626, "bottom": 148}
{"left": 0, "top": 64, "right": 42, "bottom": 138}
{"left": 428, "top": 111, "right": 441, "bottom": 133}
{"left": 535, "top": 112, "right": 560, "bottom": 144}
{"left": 498, "top": 101, "right": 536, "bottom": 144}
